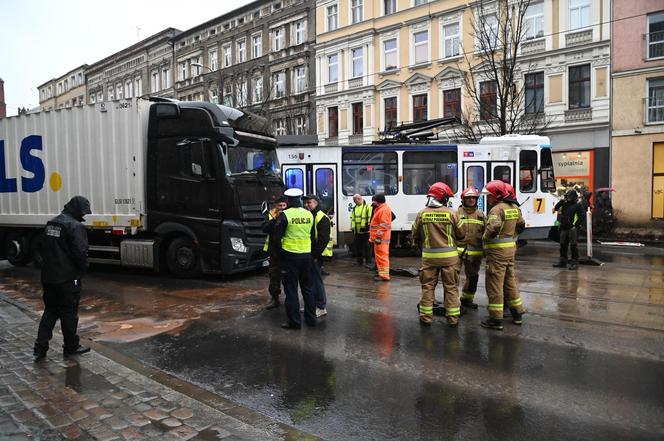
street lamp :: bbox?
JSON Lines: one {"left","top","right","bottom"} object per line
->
{"left": 191, "top": 63, "right": 223, "bottom": 104}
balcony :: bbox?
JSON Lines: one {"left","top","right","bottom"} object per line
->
{"left": 645, "top": 31, "right": 664, "bottom": 60}
{"left": 348, "top": 77, "right": 363, "bottom": 89}
{"left": 349, "top": 134, "right": 364, "bottom": 144}
{"left": 325, "top": 82, "right": 338, "bottom": 94}
{"left": 324, "top": 137, "right": 338, "bottom": 146}
{"left": 521, "top": 38, "right": 545, "bottom": 55}
{"left": 564, "top": 107, "right": 593, "bottom": 123}
{"left": 644, "top": 97, "right": 664, "bottom": 124}
{"left": 566, "top": 29, "right": 593, "bottom": 47}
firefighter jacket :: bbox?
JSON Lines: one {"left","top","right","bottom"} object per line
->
{"left": 483, "top": 202, "right": 525, "bottom": 251}
{"left": 369, "top": 203, "right": 392, "bottom": 244}
{"left": 412, "top": 206, "right": 464, "bottom": 264}
{"left": 351, "top": 202, "right": 372, "bottom": 233}
{"left": 456, "top": 207, "right": 485, "bottom": 256}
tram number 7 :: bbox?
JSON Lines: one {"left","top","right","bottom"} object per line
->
{"left": 534, "top": 198, "right": 545, "bottom": 213}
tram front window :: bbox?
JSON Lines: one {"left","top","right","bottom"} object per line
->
{"left": 403, "top": 151, "right": 458, "bottom": 195}
{"left": 342, "top": 152, "right": 398, "bottom": 196}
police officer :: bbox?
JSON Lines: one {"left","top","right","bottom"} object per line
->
{"left": 262, "top": 196, "right": 288, "bottom": 309}
{"left": 481, "top": 180, "right": 526, "bottom": 330}
{"left": 412, "top": 183, "right": 464, "bottom": 327}
{"left": 273, "top": 188, "right": 317, "bottom": 329}
{"left": 457, "top": 187, "right": 485, "bottom": 309}
{"left": 351, "top": 194, "right": 372, "bottom": 266}
{"left": 304, "top": 194, "right": 332, "bottom": 317}
{"left": 34, "top": 196, "right": 92, "bottom": 361}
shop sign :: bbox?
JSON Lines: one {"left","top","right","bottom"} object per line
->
{"left": 552, "top": 151, "right": 591, "bottom": 177}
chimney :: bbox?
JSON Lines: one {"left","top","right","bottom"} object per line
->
{"left": 0, "top": 78, "right": 6, "bottom": 119}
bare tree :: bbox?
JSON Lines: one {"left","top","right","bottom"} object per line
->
{"left": 457, "top": 0, "right": 550, "bottom": 141}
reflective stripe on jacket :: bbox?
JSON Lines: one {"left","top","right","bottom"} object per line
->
{"left": 369, "top": 203, "right": 392, "bottom": 243}
{"left": 483, "top": 202, "right": 525, "bottom": 250}
{"left": 412, "top": 206, "right": 463, "bottom": 263}
{"left": 456, "top": 206, "right": 485, "bottom": 253}
{"left": 351, "top": 203, "right": 372, "bottom": 233}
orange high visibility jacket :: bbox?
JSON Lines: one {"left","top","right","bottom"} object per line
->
{"left": 369, "top": 203, "right": 392, "bottom": 243}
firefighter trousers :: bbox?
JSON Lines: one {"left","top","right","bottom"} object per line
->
{"left": 485, "top": 250, "right": 524, "bottom": 319}
{"left": 418, "top": 259, "right": 460, "bottom": 325}
{"left": 458, "top": 255, "right": 482, "bottom": 302}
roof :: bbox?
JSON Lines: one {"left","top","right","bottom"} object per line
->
{"left": 175, "top": 0, "right": 264, "bottom": 39}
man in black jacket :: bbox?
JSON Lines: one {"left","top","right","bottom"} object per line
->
{"left": 262, "top": 196, "right": 288, "bottom": 309}
{"left": 304, "top": 194, "right": 331, "bottom": 317}
{"left": 553, "top": 189, "right": 585, "bottom": 270}
{"left": 34, "top": 196, "right": 92, "bottom": 361}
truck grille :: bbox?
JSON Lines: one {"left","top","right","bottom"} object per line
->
{"left": 240, "top": 203, "right": 267, "bottom": 245}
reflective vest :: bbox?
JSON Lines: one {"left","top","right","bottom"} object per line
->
{"left": 351, "top": 203, "right": 372, "bottom": 233}
{"left": 263, "top": 211, "right": 276, "bottom": 252}
{"left": 281, "top": 208, "right": 313, "bottom": 254}
{"left": 314, "top": 210, "right": 334, "bottom": 257}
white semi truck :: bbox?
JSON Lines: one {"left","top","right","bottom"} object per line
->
{"left": 0, "top": 98, "right": 284, "bottom": 277}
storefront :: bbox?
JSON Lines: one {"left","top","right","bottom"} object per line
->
{"left": 552, "top": 150, "right": 594, "bottom": 197}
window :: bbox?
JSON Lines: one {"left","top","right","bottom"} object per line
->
{"left": 223, "top": 45, "right": 232, "bottom": 67}
{"left": 274, "top": 72, "right": 285, "bottom": 98}
{"left": 116, "top": 83, "right": 123, "bottom": 100}
{"left": 343, "top": 152, "right": 398, "bottom": 195}
{"left": 191, "top": 57, "right": 201, "bottom": 77}
{"left": 253, "top": 34, "right": 262, "bottom": 58}
{"left": 295, "top": 116, "right": 306, "bottom": 135}
{"left": 384, "top": 38, "right": 398, "bottom": 71}
{"left": 648, "top": 12, "right": 664, "bottom": 59}
{"left": 384, "top": 96, "right": 397, "bottom": 129}
{"left": 403, "top": 151, "right": 458, "bottom": 195}
{"left": 351, "top": 0, "right": 363, "bottom": 24}
{"left": 275, "top": 119, "right": 287, "bottom": 136}
{"left": 97, "top": 91, "right": 103, "bottom": 102}
{"left": 413, "top": 30, "right": 429, "bottom": 64}
{"left": 223, "top": 84, "right": 233, "bottom": 106}
{"left": 493, "top": 165, "right": 511, "bottom": 184}
{"left": 352, "top": 47, "right": 363, "bottom": 78}
{"left": 519, "top": 150, "right": 537, "bottom": 193}
{"left": 210, "top": 49, "right": 218, "bottom": 70}
{"left": 328, "top": 54, "right": 339, "bottom": 82}
{"left": 328, "top": 106, "right": 339, "bottom": 137}
{"left": 383, "top": 0, "right": 396, "bottom": 15}
{"left": 180, "top": 62, "right": 187, "bottom": 81}
{"left": 443, "top": 22, "right": 460, "bottom": 58}
{"left": 479, "top": 80, "right": 497, "bottom": 120}
{"left": 274, "top": 28, "right": 284, "bottom": 51}
{"left": 135, "top": 77, "right": 142, "bottom": 96}
{"left": 327, "top": 4, "right": 338, "bottom": 31}
{"left": 525, "top": 2, "right": 544, "bottom": 40}
{"left": 525, "top": 72, "right": 544, "bottom": 114}
{"left": 414, "top": 0, "right": 427, "bottom": 5}
{"left": 237, "top": 40, "right": 246, "bottom": 63}
{"left": 253, "top": 77, "right": 263, "bottom": 103}
{"left": 569, "top": 64, "right": 590, "bottom": 109}
{"left": 295, "top": 66, "right": 306, "bottom": 93}
{"left": 89, "top": 94, "right": 96, "bottom": 104}
{"left": 64, "top": 79, "right": 69, "bottom": 91}
{"left": 295, "top": 20, "right": 306, "bottom": 45}
{"left": 413, "top": 94, "right": 428, "bottom": 122}
{"left": 648, "top": 78, "right": 664, "bottom": 123}
{"left": 162, "top": 68, "right": 171, "bottom": 89}
{"left": 352, "top": 102, "right": 363, "bottom": 135}
{"left": 315, "top": 168, "right": 335, "bottom": 214}
{"left": 540, "top": 147, "right": 556, "bottom": 192}
{"left": 443, "top": 88, "right": 461, "bottom": 118}
{"left": 237, "top": 81, "right": 247, "bottom": 107}
{"left": 570, "top": 0, "right": 590, "bottom": 30}
{"left": 125, "top": 79, "right": 133, "bottom": 98}
{"left": 285, "top": 168, "right": 304, "bottom": 191}
{"left": 151, "top": 70, "right": 159, "bottom": 93}
{"left": 480, "top": 13, "right": 499, "bottom": 48}
{"left": 466, "top": 165, "right": 484, "bottom": 190}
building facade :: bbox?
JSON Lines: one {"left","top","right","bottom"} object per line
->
{"left": 172, "top": 0, "right": 316, "bottom": 136}
{"left": 37, "top": 65, "right": 88, "bottom": 111}
{"left": 314, "top": 0, "right": 610, "bottom": 190}
{"left": 611, "top": 0, "right": 664, "bottom": 224}
{"left": 0, "top": 78, "right": 5, "bottom": 118}
{"left": 85, "top": 28, "right": 180, "bottom": 105}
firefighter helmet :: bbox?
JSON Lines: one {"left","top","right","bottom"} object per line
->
{"left": 461, "top": 186, "right": 480, "bottom": 199}
{"left": 427, "top": 182, "right": 454, "bottom": 201}
{"left": 505, "top": 183, "right": 516, "bottom": 199}
{"left": 482, "top": 180, "right": 508, "bottom": 200}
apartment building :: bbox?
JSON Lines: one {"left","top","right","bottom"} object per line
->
{"left": 315, "top": 0, "right": 611, "bottom": 190}
{"left": 172, "top": 0, "right": 316, "bottom": 136}
{"left": 611, "top": 1, "right": 664, "bottom": 224}
{"left": 86, "top": 28, "right": 180, "bottom": 104}
{"left": 37, "top": 65, "right": 88, "bottom": 111}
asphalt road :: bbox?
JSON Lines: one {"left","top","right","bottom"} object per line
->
{"left": 1, "top": 241, "right": 663, "bottom": 440}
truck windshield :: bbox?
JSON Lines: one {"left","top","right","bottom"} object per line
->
{"left": 227, "top": 145, "right": 280, "bottom": 176}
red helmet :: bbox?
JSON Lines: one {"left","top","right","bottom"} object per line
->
{"left": 427, "top": 182, "right": 454, "bottom": 201}
{"left": 461, "top": 186, "right": 480, "bottom": 199}
{"left": 483, "top": 180, "right": 508, "bottom": 200}
{"left": 505, "top": 183, "right": 516, "bottom": 199}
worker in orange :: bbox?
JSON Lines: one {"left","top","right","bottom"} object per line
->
{"left": 481, "top": 180, "right": 526, "bottom": 330}
{"left": 369, "top": 194, "right": 392, "bottom": 281}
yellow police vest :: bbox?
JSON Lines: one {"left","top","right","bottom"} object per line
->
{"left": 281, "top": 208, "right": 313, "bottom": 254}
{"left": 351, "top": 203, "right": 372, "bottom": 233}
{"left": 314, "top": 210, "right": 333, "bottom": 257}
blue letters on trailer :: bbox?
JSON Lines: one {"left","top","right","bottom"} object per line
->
{"left": 0, "top": 140, "right": 18, "bottom": 193}
{"left": 20, "top": 135, "right": 45, "bottom": 192}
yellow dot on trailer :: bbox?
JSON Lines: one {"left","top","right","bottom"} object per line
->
{"left": 49, "top": 172, "right": 62, "bottom": 192}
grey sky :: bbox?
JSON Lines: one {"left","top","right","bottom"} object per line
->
{"left": 0, "top": 0, "right": 254, "bottom": 116}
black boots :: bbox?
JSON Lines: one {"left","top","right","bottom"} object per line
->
{"left": 63, "top": 345, "right": 90, "bottom": 358}
{"left": 510, "top": 309, "right": 523, "bottom": 325}
{"left": 553, "top": 261, "right": 567, "bottom": 268}
{"left": 461, "top": 298, "right": 479, "bottom": 309}
{"left": 481, "top": 318, "right": 504, "bottom": 330}
{"left": 265, "top": 298, "right": 280, "bottom": 309}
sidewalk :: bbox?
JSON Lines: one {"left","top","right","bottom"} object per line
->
{"left": 0, "top": 298, "right": 317, "bottom": 440}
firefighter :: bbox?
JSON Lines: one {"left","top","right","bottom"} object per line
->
{"left": 272, "top": 188, "right": 316, "bottom": 329}
{"left": 351, "top": 194, "right": 373, "bottom": 266}
{"left": 369, "top": 194, "right": 392, "bottom": 281}
{"left": 262, "top": 196, "right": 288, "bottom": 309}
{"left": 481, "top": 180, "right": 526, "bottom": 330}
{"left": 456, "top": 187, "right": 485, "bottom": 310}
{"left": 304, "top": 194, "right": 332, "bottom": 317}
{"left": 412, "top": 183, "right": 464, "bottom": 327}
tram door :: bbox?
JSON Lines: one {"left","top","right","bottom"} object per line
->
{"left": 282, "top": 164, "right": 338, "bottom": 245}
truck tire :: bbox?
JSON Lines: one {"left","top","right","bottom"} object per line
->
{"left": 166, "top": 237, "right": 201, "bottom": 278}
{"left": 5, "top": 232, "right": 32, "bottom": 266}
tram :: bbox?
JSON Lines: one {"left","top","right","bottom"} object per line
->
{"left": 276, "top": 134, "right": 558, "bottom": 248}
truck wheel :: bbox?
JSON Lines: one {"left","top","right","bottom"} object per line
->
{"left": 5, "top": 232, "right": 32, "bottom": 266}
{"left": 31, "top": 235, "right": 43, "bottom": 268}
{"left": 166, "top": 237, "right": 201, "bottom": 278}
